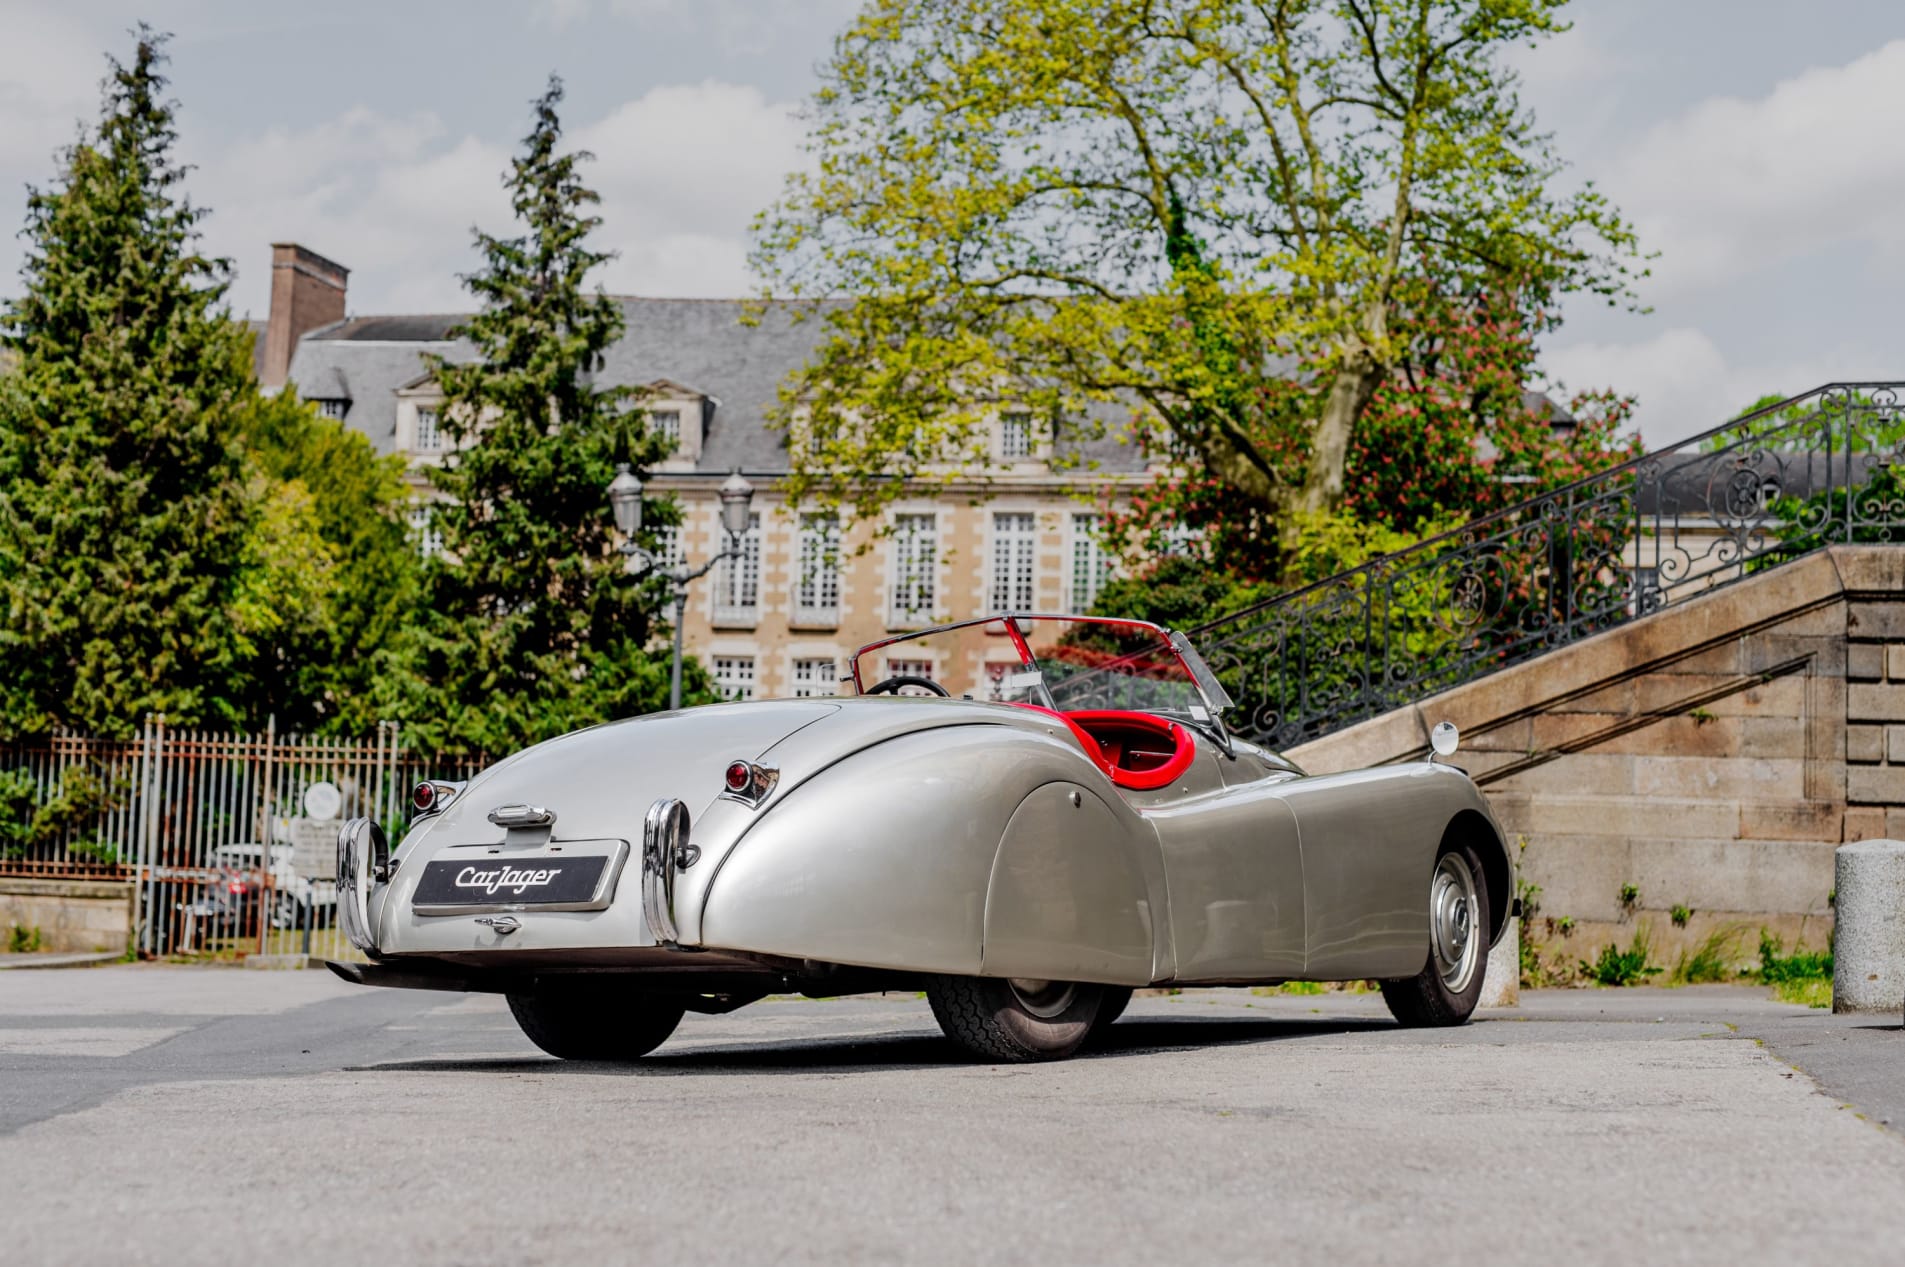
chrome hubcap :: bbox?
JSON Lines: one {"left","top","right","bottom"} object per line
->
{"left": 1007, "top": 978, "right": 1077, "bottom": 1019}
{"left": 1429, "top": 853, "right": 1481, "bottom": 994}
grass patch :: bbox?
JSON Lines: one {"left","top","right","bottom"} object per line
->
{"left": 1580, "top": 922, "right": 1662, "bottom": 987}
{"left": 1773, "top": 978, "right": 1832, "bottom": 1009}
{"left": 1754, "top": 929, "right": 1833, "bottom": 1008}
{"left": 1756, "top": 929, "right": 1832, "bottom": 983}
{"left": 1671, "top": 924, "right": 1746, "bottom": 985}
{"left": 1249, "top": 980, "right": 1379, "bottom": 997}
{"left": 6, "top": 924, "right": 44, "bottom": 953}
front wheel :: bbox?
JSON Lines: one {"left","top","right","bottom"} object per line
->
{"left": 926, "top": 975, "right": 1107, "bottom": 1062}
{"left": 1380, "top": 842, "right": 1490, "bottom": 1028}
{"left": 507, "top": 986, "right": 686, "bottom": 1061}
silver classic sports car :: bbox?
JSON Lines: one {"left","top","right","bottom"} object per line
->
{"left": 331, "top": 615, "right": 1512, "bottom": 1062}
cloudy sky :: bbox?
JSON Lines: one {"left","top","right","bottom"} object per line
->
{"left": 2, "top": 0, "right": 1901, "bottom": 445}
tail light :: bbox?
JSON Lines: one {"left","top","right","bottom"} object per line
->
{"left": 412, "top": 780, "right": 464, "bottom": 816}
{"left": 719, "top": 759, "right": 778, "bottom": 807}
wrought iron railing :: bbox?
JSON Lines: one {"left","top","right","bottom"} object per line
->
{"left": 1193, "top": 382, "right": 1905, "bottom": 750}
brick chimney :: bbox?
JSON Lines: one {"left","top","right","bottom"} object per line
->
{"left": 260, "top": 243, "right": 348, "bottom": 389}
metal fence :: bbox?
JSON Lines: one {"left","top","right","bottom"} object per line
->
{"left": 1191, "top": 382, "right": 1905, "bottom": 750}
{"left": 0, "top": 719, "right": 483, "bottom": 959}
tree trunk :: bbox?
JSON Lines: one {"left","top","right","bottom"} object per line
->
{"left": 1281, "top": 349, "right": 1381, "bottom": 548}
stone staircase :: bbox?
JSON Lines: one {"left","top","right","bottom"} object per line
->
{"left": 1192, "top": 384, "right": 1905, "bottom": 970}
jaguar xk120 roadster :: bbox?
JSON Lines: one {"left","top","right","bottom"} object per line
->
{"left": 331, "top": 614, "right": 1512, "bottom": 1062}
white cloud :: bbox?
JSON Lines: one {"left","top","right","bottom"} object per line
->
{"left": 0, "top": 5, "right": 101, "bottom": 171}
{"left": 529, "top": 0, "right": 862, "bottom": 54}
{"left": 1543, "top": 327, "right": 1888, "bottom": 447}
{"left": 183, "top": 109, "right": 511, "bottom": 316}
{"left": 1610, "top": 39, "right": 1905, "bottom": 296}
{"left": 181, "top": 80, "right": 805, "bottom": 315}
{"left": 577, "top": 80, "right": 807, "bottom": 296}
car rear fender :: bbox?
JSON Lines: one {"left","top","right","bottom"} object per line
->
{"left": 694, "top": 725, "right": 1160, "bottom": 982}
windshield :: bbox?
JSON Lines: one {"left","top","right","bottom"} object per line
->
{"left": 848, "top": 616, "right": 1218, "bottom": 720}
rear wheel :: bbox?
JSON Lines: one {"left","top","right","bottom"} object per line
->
{"left": 926, "top": 975, "right": 1106, "bottom": 1062}
{"left": 507, "top": 986, "right": 685, "bottom": 1061}
{"left": 1087, "top": 986, "right": 1133, "bottom": 1043}
{"left": 1380, "top": 843, "right": 1490, "bottom": 1028}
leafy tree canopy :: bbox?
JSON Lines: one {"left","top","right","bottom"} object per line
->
{"left": 374, "top": 77, "right": 704, "bottom": 753}
{"left": 755, "top": 0, "right": 1645, "bottom": 554}
{"left": 232, "top": 388, "right": 422, "bottom": 733}
{"left": 0, "top": 29, "right": 254, "bottom": 738}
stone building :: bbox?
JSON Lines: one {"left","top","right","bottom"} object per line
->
{"left": 266, "top": 244, "right": 1157, "bottom": 700}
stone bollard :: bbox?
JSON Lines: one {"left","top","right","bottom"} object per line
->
{"left": 1480, "top": 915, "right": 1520, "bottom": 1008}
{"left": 1833, "top": 839, "right": 1905, "bottom": 1014}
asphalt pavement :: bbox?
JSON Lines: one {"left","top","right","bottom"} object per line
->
{"left": 2, "top": 966, "right": 1903, "bottom": 1266}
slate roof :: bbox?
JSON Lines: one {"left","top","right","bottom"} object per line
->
{"left": 284, "top": 318, "right": 475, "bottom": 454}
{"left": 282, "top": 298, "right": 1155, "bottom": 473}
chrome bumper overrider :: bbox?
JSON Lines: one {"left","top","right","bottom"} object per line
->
{"left": 641, "top": 797, "right": 696, "bottom": 946}
{"left": 337, "top": 816, "right": 387, "bottom": 954}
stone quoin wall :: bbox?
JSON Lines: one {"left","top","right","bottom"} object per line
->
{"left": 0, "top": 878, "right": 131, "bottom": 955}
{"left": 1289, "top": 545, "right": 1905, "bottom": 974}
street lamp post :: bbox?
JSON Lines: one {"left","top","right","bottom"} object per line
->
{"left": 608, "top": 464, "right": 756, "bottom": 711}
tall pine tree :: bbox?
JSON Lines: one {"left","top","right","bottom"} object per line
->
{"left": 0, "top": 30, "right": 254, "bottom": 738}
{"left": 376, "top": 77, "right": 695, "bottom": 752}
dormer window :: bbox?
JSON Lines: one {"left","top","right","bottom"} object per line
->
{"left": 639, "top": 381, "right": 712, "bottom": 469}
{"left": 414, "top": 407, "right": 442, "bottom": 453}
{"left": 315, "top": 399, "right": 349, "bottom": 421}
{"left": 1000, "top": 411, "right": 1032, "bottom": 460}
{"left": 650, "top": 408, "right": 682, "bottom": 450}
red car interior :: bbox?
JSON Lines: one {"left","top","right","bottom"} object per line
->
{"left": 1010, "top": 704, "right": 1197, "bottom": 791}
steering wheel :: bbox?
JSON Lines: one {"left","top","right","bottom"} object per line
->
{"left": 864, "top": 674, "right": 951, "bottom": 698}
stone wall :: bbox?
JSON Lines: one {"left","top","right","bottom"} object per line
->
{"left": 0, "top": 878, "right": 132, "bottom": 955}
{"left": 1288, "top": 546, "right": 1905, "bottom": 977}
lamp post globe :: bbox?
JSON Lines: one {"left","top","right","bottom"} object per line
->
{"left": 607, "top": 464, "right": 644, "bottom": 536}
{"left": 718, "top": 468, "right": 755, "bottom": 539}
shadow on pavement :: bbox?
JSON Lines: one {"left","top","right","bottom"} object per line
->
{"left": 346, "top": 1012, "right": 1396, "bottom": 1076}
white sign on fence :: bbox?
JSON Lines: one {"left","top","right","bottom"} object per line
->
{"left": 302, "top": 780, "right": 342, "bottom": 821}
{"left": 288, "top": 817, "right": 338, "bottom": 881}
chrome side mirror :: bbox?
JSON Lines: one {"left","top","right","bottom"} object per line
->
{"left": 1429, "top": 721, "right": 1459, "bottom": 763}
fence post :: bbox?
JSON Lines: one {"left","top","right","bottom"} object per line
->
{"left": 135, "top": 714, "right": 165, "bottom": 957}
{"left": 256, "top": 717, "right": 277, "bottom": 957}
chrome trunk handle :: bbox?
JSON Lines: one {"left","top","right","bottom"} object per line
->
{"left": 641, "top": 798, "right": 692, "bottom": 946}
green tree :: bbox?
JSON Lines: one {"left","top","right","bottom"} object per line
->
{"left": 0, "top": 30, "right": 255, "bottom": 737}
{"left": 374, "top": 77, "right": 697, "bottom": 753}
{"left": 1101, "top": 283, "right": 1640, "bottom": 577}
{"left": 233, "top": 389, "right": 421, "bottom": 733}
{"left": 754, "top": 0, "right": 1644, "bottom": 550}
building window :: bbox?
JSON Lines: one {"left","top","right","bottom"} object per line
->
{"left": 886, "top": 657, "right": 933, "bottom": 681}
{"left": 712, "top": 656, "right": 755, "bottom": 701}
{"left": 315, "top": 399, "right": 349, "bottom": 421}
{"left": 714, "top": 512, "right": 762, "bottom": 625}
{"left": 408, "top": 505, "right": 443, "bottom": 559}
{"left": 650, "top": 408, "right": 681, "bottom": 449}
{"left": 652, "top": 524, "right": 685, "bottom": 571}
{"left": 1070, "top": 514, "right": 1116, "bottom": 612}
{"left": 414, "top": 407, "right": 442, "bottom": 453}
{"left": 991, "top": 512, "right": 1037, "bottom": 612}
{"left": 1000, "top": 411, "right": 1032, "bottom": 460}
{"left": 890, "top": 513, "right": 937, "bottom": 624}
{"left": 791, "top": 657, "right": 838, "bottom": 697}
{"left": 795, "top": 514, "right": 841, "bottom": 624}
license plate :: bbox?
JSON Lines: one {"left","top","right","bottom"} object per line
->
{"left": 411, "top": 853, "right": 611, "bottom": 911}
